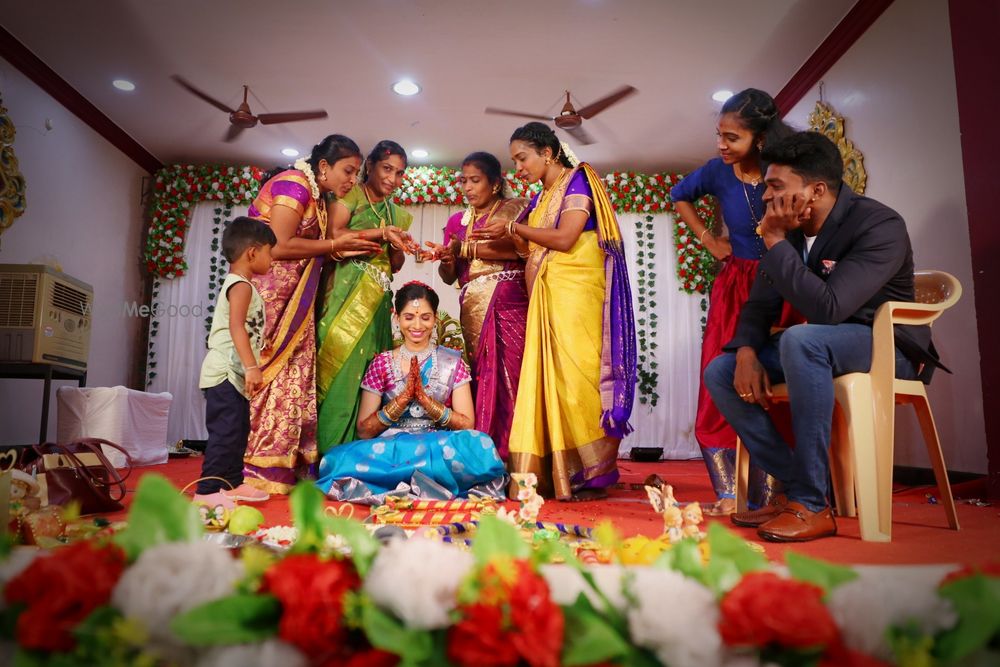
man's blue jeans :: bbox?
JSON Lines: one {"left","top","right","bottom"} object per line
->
{"left": 704, "top": 323, "right": 917, "bottom": 511}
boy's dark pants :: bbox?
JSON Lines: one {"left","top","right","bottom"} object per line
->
{"left": 196, "top": 379, "right": 249, "bottom": 494}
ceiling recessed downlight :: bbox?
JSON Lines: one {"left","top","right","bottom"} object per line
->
{"left": 281, "top": 148, "right": 300, "bottom": 157}
{"left": 392, "top": 79, "right": 420, "bottom": 96}
{"left": 411, "top": 148, "right": 429, "bottom": 159}
{"left": 712, "top": 89, "right": 733, "bottom": 102}
{"left": 113, "top": 79, "right": 136, "bottom": 92}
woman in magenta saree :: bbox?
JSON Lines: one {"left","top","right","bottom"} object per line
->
{"left": 244, "top": 135, "right": 381, "bottom": 494}
{"left": 431, "top": 152, "right": 529, "bottom": 459}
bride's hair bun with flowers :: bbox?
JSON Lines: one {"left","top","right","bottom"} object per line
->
{"left": 395, "top": 281, "right": 439, "bottom": 314}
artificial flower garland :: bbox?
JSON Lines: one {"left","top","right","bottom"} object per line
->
{"left": 1, "top": 476, "right": 997, "bottom": 667}
{"left": 144, "top": 164, "right": 718, "bottom": 295}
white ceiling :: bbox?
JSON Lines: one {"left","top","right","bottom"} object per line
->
{"left": 2, "top": 0, "right": 855, "bottom": 173}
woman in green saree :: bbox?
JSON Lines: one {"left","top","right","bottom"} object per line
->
{"left": 316, "top": 140, "right": 417, "bottom": 449}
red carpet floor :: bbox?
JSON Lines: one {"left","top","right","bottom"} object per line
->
{"left": 108, "top": 457, "right": 1000, "bottom": 566}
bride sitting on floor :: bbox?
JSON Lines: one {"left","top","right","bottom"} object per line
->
{"left": 315, "top": 281, "right": 508, "bottom": 504}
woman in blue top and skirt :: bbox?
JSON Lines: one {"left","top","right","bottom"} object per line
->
{"left": 671, "top": 89, "right": 795, "bottom": 515}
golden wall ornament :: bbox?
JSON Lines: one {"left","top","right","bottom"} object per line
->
{"left": 808, "top": 99, "right": 867, "bottom": 194}
{"left": 0, "top": 89, "right": 28, "bottom": 245}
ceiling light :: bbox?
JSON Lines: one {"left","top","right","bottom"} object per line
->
{"left": 712, "top": 89, "right": 733, "bottom": 102}
{"left": 392, "top": 79, "right": 420, "bottom": 96}
{"left": 281, "top": 148, "right": 299, "bottom": 157}
{"left": 411, "top": 148, "right": 429, "bottom": 159}
{"left": 112, "top": 79, "right": 136, "bottom": 92}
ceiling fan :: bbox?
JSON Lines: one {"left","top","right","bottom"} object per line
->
{"left": 171, "top": 75, "right": 329, "bottom": 142}
{"left": 485, "top": 85, "right": 637, "bottom": 145}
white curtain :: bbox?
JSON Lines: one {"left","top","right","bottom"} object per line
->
{"left": 146, "top": 203, "right": 703, "bottom": 459}
{"left": 147, "top": 201, "right": 225, "bottom": 443}
{"left": 617, "top": 213, "right": 702, "bottom": 459}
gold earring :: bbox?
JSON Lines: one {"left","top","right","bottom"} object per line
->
{"left": 757, "top": 141, "right": 764, "bottom": 151}
{"left": 492, "top": 184, "right": 501, "bottom": 194}
{"left": 544, "top": 157, "right": 552, "bottom": 165}
{"left": 321, "top": 172, "right": 328, "bottom": 181}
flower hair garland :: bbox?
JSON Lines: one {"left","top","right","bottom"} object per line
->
{"left": 293, "top": 158, "right": 320, "bottom": 201}
{"left": 560, "top": 141, "right": 581, "bottom": 167}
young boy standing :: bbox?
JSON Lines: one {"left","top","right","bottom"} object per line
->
{"left": 194, "top": 217, "right": 275, "bottom": 505}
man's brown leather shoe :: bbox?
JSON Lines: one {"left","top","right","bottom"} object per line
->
{"left": 757, "top": 502, "right": 837, "bottom": 542}
{"left": 730, "top": 494, "right": 787, "bottom": 527}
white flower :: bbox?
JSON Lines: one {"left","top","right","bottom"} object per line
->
{"left": 292, "top": 158, "right": 320, "bottom": 200}
{"left": 195, "top": 639, "right": 307, "bottom": 667}
{"left": 626, "top": 568, "right": 724, "bottom": 667}
{"left": 112, "top": 541, "right": 243, "bottom": 649}
{"left": 827, "top": 567, "right": 958, "bottom": 660}
{"left": 364, "top": 537, "right": 473, "bottom": 629}
{"left": 541, "top": 564, "right": 628, "bottom": 611}
{"left": 559, "top": 141, "right": 581, "bottom": 167}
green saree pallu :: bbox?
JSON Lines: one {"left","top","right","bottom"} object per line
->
{"left": 315, "top": 185, "right": 412, "bottom": 450}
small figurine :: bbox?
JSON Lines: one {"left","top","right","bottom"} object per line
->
{"left": 9, "top": 470, "right": 42, "bottom": 513}
{"left": 511, "top": 472, "right": 544, "bottom": 526}
{"left": 681, "top": 501, "right": 705, "bottom": 540}
{"left": 662, "top": 505, "right": 684, "bottom": 543}
{"left": 644, "top": 482, "right": 678, "bottom": 515}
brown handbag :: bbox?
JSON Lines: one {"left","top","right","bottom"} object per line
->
{"left": 18, "top": 439, "right": 132, "bottom": 515}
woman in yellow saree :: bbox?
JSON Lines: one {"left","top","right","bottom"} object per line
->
{"left": 316, "top": 140, "right": 417, "bottom": 449}
{"left": 473, "top": 122, "right": 637, "bottom": 500}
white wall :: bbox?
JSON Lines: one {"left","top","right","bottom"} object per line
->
{"left": 0, "top": 57, "right": 148, "bottom": 445}
{"left": 785, "top": 0, "right": 986, "bottom": 473}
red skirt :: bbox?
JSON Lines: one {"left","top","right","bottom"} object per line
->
{"left": 696, "top": 257, "right": 758, "bottom": 449}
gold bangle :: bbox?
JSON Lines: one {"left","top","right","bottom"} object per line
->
{"left": 424, "top": 400, "right": 445, "bottom": 422}
{"left": 506, "top": 221, "right": 517, "bottom": 237}
{"left": 471, "top": 241, "right": 479, "bottom": 261}
{"left": 384, "top": 399, "right": 406, "bottom": 422}
{"left": 382, "top": 227, "right": 388, "bottom": 242}
{"left": 332, "top": 251, "right": 344, "bottom": 261}
{"left": 699, "top": 228, "right": 710, "bottom": 244}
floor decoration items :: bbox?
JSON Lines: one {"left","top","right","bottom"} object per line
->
{"left": 5, "top": 477, "right": 997, "bottom": 666}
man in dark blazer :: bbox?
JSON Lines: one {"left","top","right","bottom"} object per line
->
{"left": 705, "top": 131, "right": 941, "bottom": 542}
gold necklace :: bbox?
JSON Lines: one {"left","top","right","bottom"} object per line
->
{"left": 363, "top": 184, "right": 393, "bottom": 229}
{"left": 476, "top": 199, "right": 502, "bottom": 227}
{"left": 735, "top": 162, "right": 761, "bottom": 187}
{"left": 469, "top": 199, "right": 503, "bottom": 270}
{"left": 735, "top": 164, "right": 765, "bottom": 257}
{"left": 542, "top": 167, "right": 568, "bottom": 194}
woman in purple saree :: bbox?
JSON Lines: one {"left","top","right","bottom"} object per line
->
{"left": 428, "top": 152, "right": 529, "bottom": 460}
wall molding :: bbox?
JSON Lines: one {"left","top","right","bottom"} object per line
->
{"left": 0, "top": 25, "right": 162, "bottom": 174}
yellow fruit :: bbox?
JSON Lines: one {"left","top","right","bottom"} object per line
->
{"left": 228, "top": 506, "right": 265, "bottom": 536}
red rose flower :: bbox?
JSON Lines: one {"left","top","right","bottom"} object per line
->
{"left": 448, "top": 602, "right": 520, "bottom": 667}
{"left": 447, "top": 560, "right": 563, "bottom": 667}
{"left": 4, "top": 542, "right": 126, "bottom": 652}
{"left": 719, "top": 572, "right": 839, "bottom": 650}
{"left": 262, "top": 554, "right": 360, "bottom": 660}
{"left": 508, "top": 561, "right": 563, "bottom": 667}
{"left": 336, "top": 648, "right": 400, "bottom": 667}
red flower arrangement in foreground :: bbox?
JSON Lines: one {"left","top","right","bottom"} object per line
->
{"left": 262, "top": 553, "right": 361, "bottom": 661}
{"left": 3, "top": 541, "right": 126, "bottom": 652}
{"left": 720, "top": 571, "right": 839, "bottom": 650}
{"left": 447, "top": 559, "right": 564, "bottom": 667}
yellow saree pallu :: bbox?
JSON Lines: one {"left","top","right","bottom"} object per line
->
{"left": 508, "top": 164, "right": 637, "bottom": 499}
